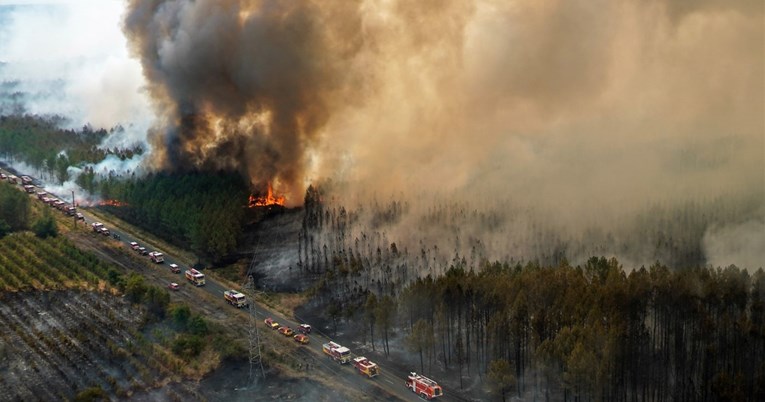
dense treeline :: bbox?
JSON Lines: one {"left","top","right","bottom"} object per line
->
{"left": 0, "top": 180, "right": 30, "bottom": 236}
{"left": 97, "top": 172, "right": 250, "bottom": 261}
{"left": 0, "top": 114, "right": 142, "bottom": 183}
{"left": 401, "top": 260, "right": 764, "bottom": 401}
{"left": 0, "top": 181, "right": 59, "bottom": 240}
{"left": 323, "top": 257, "right": 764, "bottom": 401}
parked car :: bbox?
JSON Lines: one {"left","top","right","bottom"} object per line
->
{"left": 278, "top": 326, "right": 294, "bottom": 337}
{"left": 169, "top": 263, "right": 181, "bottom": 273}
{"left": 168, "top": 282, "right": 180, "bottom": 291}
{"left": 294, "top": 334, "right": 309, "bottom": 344}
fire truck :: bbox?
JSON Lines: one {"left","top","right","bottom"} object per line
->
{"left": 322, "top": 341, "right": 351, "bottom": 364}
{"left": 224, "top": 290, "right": 247, "bottom": 308}
{"left": 405, "top": 372, "right": 443, "bottom": 399}
{"left": 185, "top": 268, "right": 205, "bottom": 286}
{"left": 149, "top": 252, "right": 164, "bottom": 263}
{"left": 352, "top": 356, "right": 380, "bottom": 378}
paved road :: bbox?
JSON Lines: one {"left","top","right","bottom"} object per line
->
{"left": 0, "top": 166, "right": 469, "bottom": 402}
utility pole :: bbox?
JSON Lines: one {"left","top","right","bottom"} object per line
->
{"left": 244, "top": 254, "right": 265, "bottom": 382}
{"left": 72, "top": 190, "right": 76, "bottom": 228}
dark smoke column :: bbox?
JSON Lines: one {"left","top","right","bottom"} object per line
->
{"left": 123, "top": 0, "right": 362, "bottom": 203}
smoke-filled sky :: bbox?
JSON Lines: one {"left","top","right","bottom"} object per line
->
{"left": 119, "top": 0, "right": 763, "bottom": 208}
{"left": 1, "top": 0, "right": 763, "bottom": 267}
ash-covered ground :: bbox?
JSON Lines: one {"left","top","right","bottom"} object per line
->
{"left": 242, "top": 207, "right": 310, "bottom": 293}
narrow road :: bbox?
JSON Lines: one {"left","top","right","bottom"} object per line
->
{"left": 0, "top": 166, "right": 471, "bottom": 402}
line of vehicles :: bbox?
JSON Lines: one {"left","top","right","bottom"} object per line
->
{"left": 1, "top": 173, "right": 85, "bottom": 221}
{"left": 320, "top": 338, "right": 443, "bottom": 398}
{"left": 2, "top": 167, "right": 447, "bottom": 400}
{"left": 264, "top": 317, "right": 312, "bottom": 346}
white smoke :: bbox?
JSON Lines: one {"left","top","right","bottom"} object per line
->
{"left": 703, "top": 220, "right": 765, "bottom": 272}
{"left": 0, "top": 0, "right": 152, "bottom": 148}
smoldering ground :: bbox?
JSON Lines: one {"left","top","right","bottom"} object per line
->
{"left": 125, "top": 0, "right": 763, "bottom": 269}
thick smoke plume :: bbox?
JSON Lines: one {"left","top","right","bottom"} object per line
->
{"left": 125, "top": 0, "right": 763, "bottom": 266}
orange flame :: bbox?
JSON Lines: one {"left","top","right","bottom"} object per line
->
{"left": 99, "top": 199, "right": 128, "bottom": 207}
{"left": 249, "top": 183, "right": 285, "bottom": 207}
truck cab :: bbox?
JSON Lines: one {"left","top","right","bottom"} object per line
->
{"left": 149, "top": 252, "right": 164, "bottom": 263}
{"left": 184, "top": 268, "right": 205, "bottom": 286}
{"left": 224, "top": 290, "right": 247, "bottom": 307}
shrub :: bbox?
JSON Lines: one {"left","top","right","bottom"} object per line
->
{"left": 172, "top": 334, "right": 204, "bottom": 359}
{"left": 32, "top": 213, "right": 58, "bottom": 239}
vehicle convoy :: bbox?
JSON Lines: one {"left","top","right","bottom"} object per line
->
{"left": 322, "top": 341, "right": 352, "bottom": 364}
{"left": 223, "top": 290, "right": 247, "bottom": 308}
{"left": 353, "top": 356, "right": 380, "bottom": 378}
{"left": 184, "top": 268, "right": 205, "bottom": 286}
{"left": 148, "top": 252, "right": 164, "bottom": 263}
{"left": 406, "top": 372, "right": 443, "bottom": 399}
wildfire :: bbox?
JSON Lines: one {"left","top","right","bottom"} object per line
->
{"left": 249, "top": 183, "right": 285, "bottom": 207}
{"left": 99, "top": 199, "right": 128, "bottom": 207}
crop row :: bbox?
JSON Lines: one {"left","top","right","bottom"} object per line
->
{"left": 0, "top": 232, "right": 111, "bottom": 291}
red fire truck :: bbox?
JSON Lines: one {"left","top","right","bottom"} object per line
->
{"left": 405, "top": 372, "right": 443, "bottom": 399}
{"left": 352, "top": 356, "right": 380, "bottom": 378}
{"left": 322, "top": 341, "right": 351, "bottom": 364}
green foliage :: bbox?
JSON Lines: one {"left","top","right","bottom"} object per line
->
{"left": 0, "top": 115, "right": 115, "bottom": 182}
{"left": 0, "top": 219, "right": 10, "bottom": 239}
{"left": 171, "top": 304, "right": 191, "bottom": 329}
{"left": 0, "top": 232, "right": 112, "bottom": 291}
{"left": 106, "top": 269, "right": 124, "bottom": 288}
{"left": 96, "top": 171, "right": 249, "bottom": 261}
{"left": 188, "top": 315, "right": 209, "bottom": 336}
{"left": 143, "top": 286, "right": 170, "bottom": 320}
{"left": 0, "top": 181, "right": 30, "bottom": 231}
{"left": 124, "top": 273, "right": 147, "bottom": 303}
{"left": 172, "top": 334, "right": 204, "bottom": 359}
{"left": 488, "top": 359, "right": 516, "bottom": 401}
{"left": 391, "top": 260, "right": 765, "bottom": 401}
{"left": 32, "top": 210, "right": 58, "bottom": 239}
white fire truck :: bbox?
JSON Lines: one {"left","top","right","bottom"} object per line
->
{"left": 405, "top": 372, "right": 443, "bottom": 399}
{"left": 322, "top": 341, "right": 351, "bottom": 364}
{"left": 184, "top": 268, "right": 205, "bottom": 286}
{"left": 224, "top": 290, "right": 247, "bottom": 308}
{"left": 352, "top": 356, "right": 380, "bottom": 378}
